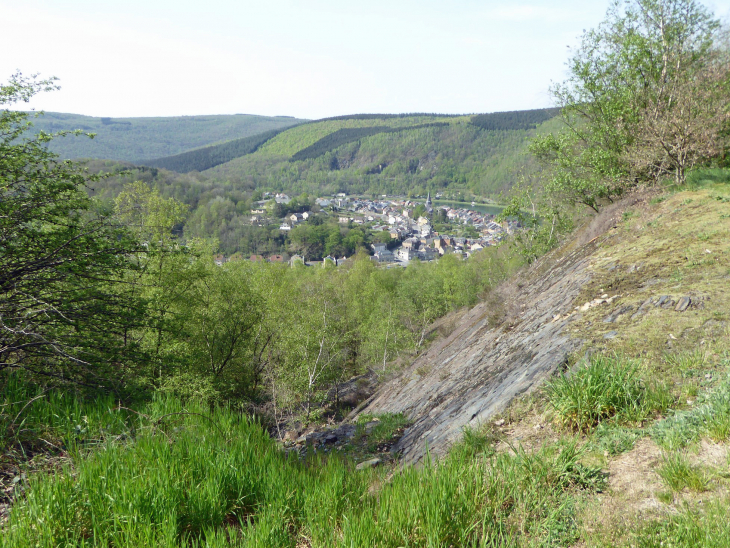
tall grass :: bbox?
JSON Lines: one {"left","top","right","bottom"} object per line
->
{"left": 1, "top": 377, "right": 606, "bottom": 547}
{"left": 546, "top": 355, "right": 671, "bottom": 432}
{"left": 0, "top": 374, "right": 133, "bottom": 457}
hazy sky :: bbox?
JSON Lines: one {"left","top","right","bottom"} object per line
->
{"left": 4, "top": 0, "right": 730, "bottom": 119}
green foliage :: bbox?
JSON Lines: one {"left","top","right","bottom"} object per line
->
{"left": 589, "top": 423, "right": 644, "bottom": 456}
{"left": 290, "top": 123, "right": 448, "bottom": 162}
{"left": 145, "top": 126, "right": 295, "bottom": 172}
{"left": 651, "top": 373, "right": 730, "bottom": 450}
{"left": 207, "top": 115, "right": 551, "bottom": 200}
{"left": 533, "top": 0, "right": 729, "bottom": 210}
{"left": 0, "top": 383, "right": 604, "bottom": 547}
{"left": 29, "top": 111, "right": 304, "bottom": 162}
{"left": 686, "top": 167, "right": 730, "bottom": 189}
{"left": 546, "top": 355, "right": 671, "bottom": 432}
{"left": 288, "top": 220, "right": 368, "bottom": 259}
{"left": 0, "top": 74, "right": 148, "bottom": 389}
{"left": 257, "top": 116, "right": 461, "bottom": 157}
{"left": 354, "top": 413, "right": 410, "bottom": 452}
{"left": 657, "top": 452, "right": 709, "bottom": 492}
{"left": 497, "top": 181, "right": 573, "bottom": 263}
{"left": 0, "top": 372, "right": 132, "bottom": 455}
{"left": 634, "top": 497, "right": 730, "bottom": 547}
{"left": 529, "top": 131, "right": 626, "bottom": 212}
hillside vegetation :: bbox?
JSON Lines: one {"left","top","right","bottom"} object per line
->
{"left": 3, "top": 0, "right": 730, "bottom": 545}
{"left": 484, "top": 175, "right": 730, "bottom": 546}
{"left": 201, "top": 110, "right": 559, "bottom": 199}
{"left": 28, "top": 112, "right": 305, "bottom": 161}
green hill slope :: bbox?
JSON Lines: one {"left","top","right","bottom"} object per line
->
{"left": 27, "top": 112, "right": 306, "bottom": 161}
{"left": 198, "top": 109, "right": 560, "bottom": 198}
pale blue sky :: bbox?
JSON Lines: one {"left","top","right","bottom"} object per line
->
{"left": 3, "top": 0, "right": 730, "bottom": 118}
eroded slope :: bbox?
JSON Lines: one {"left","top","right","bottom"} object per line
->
{"left": 363, "top": 186, "right": 730, "bottom": 466}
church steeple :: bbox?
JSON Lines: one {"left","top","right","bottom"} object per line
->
{"left": 425, "top": 191, "right": 433, "bottom": 214}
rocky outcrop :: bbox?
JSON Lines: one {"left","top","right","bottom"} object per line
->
{"left": 360, "top": 241, "right": 601, "bottom": 465}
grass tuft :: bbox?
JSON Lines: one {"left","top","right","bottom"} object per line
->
{"left": 546, "top": 355, "right": 670, "bottom": 432}
{"left": 656, "top": 452, "right": 709, "bottom": 492}
{"left": 589, "top": 423, "right": 644, "bottom": 456}
{"left": 634, "top": 497, "right": 730, "bottom": 547}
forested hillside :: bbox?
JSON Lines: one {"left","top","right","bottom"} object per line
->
{"left": 4, "top": 0, "right": 730, "bottom": 544}
{"left": 27, "top": 112, "right": 305, "bottom": 161}
{"left": 198, "top": 109, "right": 560, "bottom": 198}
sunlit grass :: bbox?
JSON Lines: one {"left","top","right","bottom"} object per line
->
{"left": 657, "top": 452, "right": 709, "bottom": 492}
{"left": 1, "top": 376, "right": 605, "bottom": 548}
{"left": 545, "top": 355, "right": 671, "bottom": 432}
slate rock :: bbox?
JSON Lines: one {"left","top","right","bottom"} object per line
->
{"left": 603, "top": 305, "right": 634, "bottom": 323}
{"left": 359, "top": 240, "right": 596, "bottom": 465}
{"left": 675, "top": 296, "right": 691, "bottom": 312}
{"left": 355, "top": 458, "right": 382, "bottom": 470}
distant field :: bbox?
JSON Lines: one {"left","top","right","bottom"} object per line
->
{"left": 26, "top": 112, "right": 306, "bottom": 161}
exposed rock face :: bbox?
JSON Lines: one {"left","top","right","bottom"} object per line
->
{"left": 360, "top": 242, "right": 600, "bottom": 465}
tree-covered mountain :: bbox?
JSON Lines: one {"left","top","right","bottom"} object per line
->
{"left": 196, "top": 109, "right": 561, "bottom": 198}
{"left": 27, "top": 112, "right": 306, "bottom": 161}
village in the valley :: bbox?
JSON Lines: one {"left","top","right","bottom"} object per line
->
{"left": 216, "top": 191, "right": 517, "bottom": 268}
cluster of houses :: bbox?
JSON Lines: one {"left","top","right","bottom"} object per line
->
{"left": 233, "top": 192, "right": 518, "bottom": 267}
{"left": 332, "top": 193, "right": 512, "bottom": 264}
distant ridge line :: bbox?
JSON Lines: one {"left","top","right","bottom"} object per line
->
{"left": 141, "top": 107, "right": 561, "bottom": 173}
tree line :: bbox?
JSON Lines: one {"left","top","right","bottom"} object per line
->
{"left": 469, "top": 108, "right": 560, "bottom": 131}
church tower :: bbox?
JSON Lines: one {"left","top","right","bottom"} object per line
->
{"left": 425, "top": 191, "right": 433, "bottom": 214}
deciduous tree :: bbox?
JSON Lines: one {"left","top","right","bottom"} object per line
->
{"left": 0, "top": 74, "right": 146, "bottom": 389}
